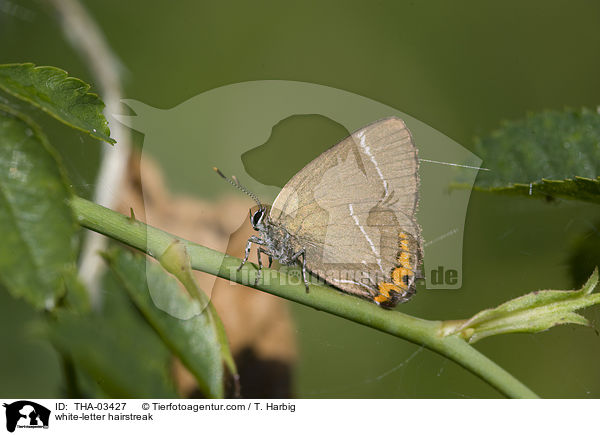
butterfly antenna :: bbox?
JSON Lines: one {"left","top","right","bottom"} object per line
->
{"left": 213, "top": 167, "right": 262, "bottom": 208}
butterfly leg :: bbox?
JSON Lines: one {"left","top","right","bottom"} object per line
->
{"left": 255, "top": 247, "right": 271, "bottom": 285}
{"left": 238, "top": 236, "right": 264, "bottom": 271}
{"left": 291, "top": 248, "right": 309, "bottom": 292}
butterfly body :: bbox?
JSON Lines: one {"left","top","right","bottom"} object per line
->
{"left": 240, "top": 205, "right": 309, "bottom": 290}
{"left": 229, "top": 116, "right": 424, "bottom": 308}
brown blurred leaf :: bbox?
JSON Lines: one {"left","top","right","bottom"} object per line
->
{"left": 116, "top": 151, "right": 297, "bottom": 398}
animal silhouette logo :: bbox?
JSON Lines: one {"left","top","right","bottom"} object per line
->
{"left": 3, "top": 401, "right": 50, "bottom": 432}
{"left": 114, "top": 80, "right": 482, "bottom": 301}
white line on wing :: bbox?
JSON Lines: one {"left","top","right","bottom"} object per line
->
{"left": 358, "top": 131, "right": 389, "bottom": 195}
{"left": 348, "top": 203, "right": 385, "bottom": 275}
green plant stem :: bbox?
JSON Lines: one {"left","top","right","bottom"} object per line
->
{"left": 70, "top": 195, "right": 539, "bottom": 398}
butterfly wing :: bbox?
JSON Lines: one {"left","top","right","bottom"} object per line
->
{"left": 270, "top": 117, "right": 422, "bottom": 304}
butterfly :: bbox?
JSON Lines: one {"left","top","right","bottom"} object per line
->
{"left": 215, "top": 116, "right": 423, "bottom": 307}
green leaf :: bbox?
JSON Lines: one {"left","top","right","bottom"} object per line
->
{"left": 103, "top": 247, "right": 236, "bottom": 398}
{"left": 0, "top": 63, "right": 114, "bottom": 144}
{"left": 472, "top": 108, "right": 600, "bottom": 203}
{"left": 43, "top": 271, "right": 178, "bottom": 398}
{"left": 60, "top": 265, "right": 91, "bottom": 314}
{"left": 159, "top": 240, "right": 211, "bottom": 308}
{"left": 0, "top": 105, "right": 79, "bottom": 310}
{"left": 159, "top": 241, "right": 238, "bottom": 395}
{"left": 441, "top": 269, "right": 600, "bottom": 343}
{"left": 473, "top": 177, "right": 600, "bottom": 204}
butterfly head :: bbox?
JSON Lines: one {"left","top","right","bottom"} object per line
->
{"left": 249, "top": 205, "right": 268, "bottom": 231}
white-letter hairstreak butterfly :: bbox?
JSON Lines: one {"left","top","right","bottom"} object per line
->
{"left": 215, "top": 116, "right": 423, "bottom": 308}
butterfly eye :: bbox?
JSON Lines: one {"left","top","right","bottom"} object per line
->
{"left": 251, "top": 210, "right": 263, "bottom": 227}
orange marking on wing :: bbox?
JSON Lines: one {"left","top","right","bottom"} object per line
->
{"left": 378, "top": 281, "right": 406, "bottom": 300}
{"left": 398, "top": 251, "right": 411, "bottom": 268}
{"left": 391, "top": 268, "right": 410, "bottom": 289}
{"left": 399, "top": 232, "right": 411, "bottom": 252}
{"left": 378, "top": 282, "right": 392, "bottom": 297}
{"left": 374, "top": 294, "right": 389, "bottom": 304}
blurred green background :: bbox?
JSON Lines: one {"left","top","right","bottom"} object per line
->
{"left": 2, "top": 0, "right": 600, "bottom": 398}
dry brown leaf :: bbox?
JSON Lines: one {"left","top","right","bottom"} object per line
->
{"left": 116, "top": 150, "right": 297, "bottom": 398}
